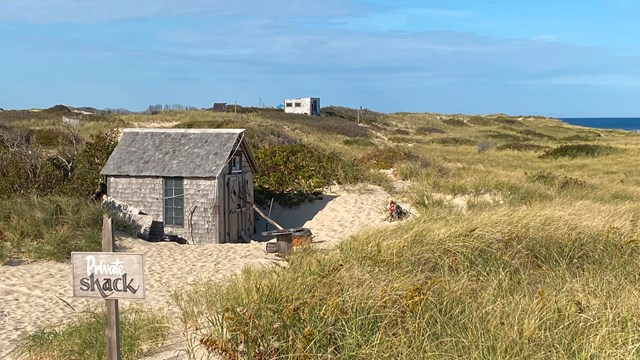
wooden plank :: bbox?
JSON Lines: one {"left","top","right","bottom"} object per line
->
{"left": 252, "top": 204, "right": 284, "bottom": 230}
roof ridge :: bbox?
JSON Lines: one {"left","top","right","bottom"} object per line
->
{"left": 122, "top": 128, "right": 245, "bottom": 133}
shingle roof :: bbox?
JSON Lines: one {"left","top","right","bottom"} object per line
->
{"left": 101, "top": 129, "right": 250, "bottom": 177}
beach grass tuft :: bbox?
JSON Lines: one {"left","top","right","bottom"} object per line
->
{"left": 15, "top": 307, "right": 170, "bottom": 360}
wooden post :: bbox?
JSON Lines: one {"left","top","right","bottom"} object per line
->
{"left": 102, "top": 215, "right": 122, "bottom": 360}
{"left": 276, "top": 233, "right": 293, "bottom": 257}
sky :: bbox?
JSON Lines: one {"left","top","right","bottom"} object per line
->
{"left": 1, "top": 0, "right": 639, "bottom": 117}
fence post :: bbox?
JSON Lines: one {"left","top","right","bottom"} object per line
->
{"left": 102, "top": 214, "right": 122, "bottom": 360}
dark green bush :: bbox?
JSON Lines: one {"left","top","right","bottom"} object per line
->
{"left": 65, "top": 129, "right": 119, "bottom": 197}
{"left": 343, "top": 138, "right": 376, "bottom": 147}
{"left": 527, "top": 171, "right": 587, "bottom": 191}
{"left": 174, "top": 119, "right": 230, "bottom": 129}
{"left": 254, "top": 144, "right": 361, "bottom": 206}
{"left": 415, "top": 126, "right": 446, "bottom": 134}
{"left": 497, "top": 142, "right": 548, "bottom": 152}
{"left": 244, "top": 126, "right": 299, "bottom": 149}
{"left": 562, "top": 134, "right": 596, "bottom": 142}
{"left": 388, "top": 136, "right": 424, "bottom": 144}
{"left": 467, "top": 116, "right": 493, "bottom": 126}
{"left": 512, "top": 128, "right": 555, "bottom": 140}
{"left": 360, "top": 147, "right": 419, "bottom": 170}
{"left": 540, "top": 144, "right": 617, "bottom": 159}
{"left": 0, "top": 126, "right": 118, "bottom": 199}
{"left": 486, "top": 132, "right": 531, "bottom": 142}
{"left": 432, "top": 137, "right": 476, "bottom": 146}
{"left": 393, "top": 128, "right": 411, "bottom": 135}
{"left": 442, "top": 118, "right": 467, "bottom": 127}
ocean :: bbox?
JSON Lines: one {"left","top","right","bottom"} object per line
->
{"left": 560, "top": 118, "right": 640, "bottom": 131}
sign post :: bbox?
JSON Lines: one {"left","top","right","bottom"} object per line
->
{"left": 71, "top": 215, "right": 145, "bottom": 360}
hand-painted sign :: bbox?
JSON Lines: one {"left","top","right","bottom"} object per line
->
{"left": 72, "top": 252, "right": 145, "bottom": 300}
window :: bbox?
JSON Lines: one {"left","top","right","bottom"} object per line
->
{"left": 164, "top": 178, "right": 184, "bottom": 226}
{"left": 295, "top": 102, "right": 301, "bottom": 107}
{"left": 231, "top": 155, "right": 242, "bottom": 173}
{"left": 285, "top": 102, "right": 292, "bottom": 107}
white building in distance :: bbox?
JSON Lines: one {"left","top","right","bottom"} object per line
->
{"left": 284, "top": 97, "right": 320, "bottom": 116}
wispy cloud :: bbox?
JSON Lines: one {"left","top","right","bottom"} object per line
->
{"left": 0, "top": 0, "right": 363, "bottom": 23}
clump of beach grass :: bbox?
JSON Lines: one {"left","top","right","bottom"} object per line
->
{"left": 15, "top": 307, "right": 170, "bottom": 360}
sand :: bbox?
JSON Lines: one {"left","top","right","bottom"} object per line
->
{"left": 0, "top": 185, "right": 393, "bottom": 359}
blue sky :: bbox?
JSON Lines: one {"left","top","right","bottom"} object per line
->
{"left": 1, "top": 0, "right": 639, "bottom": 117}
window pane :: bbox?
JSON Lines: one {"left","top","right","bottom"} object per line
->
{"left": 164, "top": 178, "right": 184, "bottom": 227}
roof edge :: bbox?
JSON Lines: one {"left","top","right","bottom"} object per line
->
{"left": 122, "top": 128, "right": 245, "bottom": 133}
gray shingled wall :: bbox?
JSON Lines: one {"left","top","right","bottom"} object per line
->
{"left": 107, "top": 176, "right": 219, "bottom": 244}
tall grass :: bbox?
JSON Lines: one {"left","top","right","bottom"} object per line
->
{"left": 174, "top": 201, "right": 640, "bottom": 359}
{"left": 0, "top": 197, "right": 102, "bottom": 263}
{"left": 0, "top": 196, "right": 132, "bottom": 263}
{"left": 15, "top": 307, "right": 170, "bottom": 360}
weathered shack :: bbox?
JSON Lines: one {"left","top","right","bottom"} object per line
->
{"left": 100, "top": 129, "right": 258, "bottom": 244}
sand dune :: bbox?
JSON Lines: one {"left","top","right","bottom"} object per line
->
{"left": 0, "top": 185, "right": 392, "bottom": 359}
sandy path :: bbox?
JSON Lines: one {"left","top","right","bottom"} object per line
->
{"left": 0, "top": 185, "right": 390, "bottom": 359}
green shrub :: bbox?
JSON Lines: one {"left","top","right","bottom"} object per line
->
{"left": 175, "top": 119, "right": 230, "bottom": 129}
{"left": 540, "top": 144, "right": 617, "bottom": 159}
{"left": 442, "top": 118, "right": 467, "bottom": 127}
{"left": 467, "top": 116, "right": 493, "bottom": 126}
{"left": 512, "top": 128, "right": 555, "bottom": 140}
{"left": 65, "top": 129, "right": 119, "bottom": 197}
{"left": 527, "top": 171, "right": 587, "bottom": 191}
{"left": 562, "top": 134, "right": 596, "bottom": 142}
{"left": 388, "top": 136, "right": 423, "bottom": 144}
{"left": 497, "top": 142, "right": 548, "bottom": 152}
{"left": 527, "top": 171, "right": 559, "bottom": 187}
{"left": 254, "top": 144, "right": 362, "bottom": 206}
{"left": 485, "top": 131, "right": 531, "bottom": 142}
{"left": 244, "top": 126, "right": 299, "bottom": 149}
{"left": 33, "top": 128, "right": 64, "bottom": 148}
{"left": 360, "top": 147, "right": 419, "bottom": 170}
{"left": 0, "top": 127, "right": 118, "bottom": 199}
{"left": 432, "top": 137, "right": 476, "bottom": 146}
{"left": 393, "top": 128, "right": 411, "bottom": 135}
{"left": 415, "top": 126, "right": 446, "bottom": 134}
{"left": 343, "top": 138, "right": 376, "bottom": 147}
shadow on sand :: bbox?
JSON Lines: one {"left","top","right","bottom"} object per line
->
{"left": 251, "top": 194, "right": 338, "bottom": 242}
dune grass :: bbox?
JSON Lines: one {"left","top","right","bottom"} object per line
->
{"left": 166, "top": 111, "right": 640, "bottom": 359}
{"left": 0, "top": 196, "right": 133, "bottom": 264}
{"left": 15, "top": 307, "right": 170, "bottom": 360}
{"left": 6, "top": 108, "right": 640, "bottom": 358}
{"left": 174, "top": 201, "right": 640, "bottom": 359}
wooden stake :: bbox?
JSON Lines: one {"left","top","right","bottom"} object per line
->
{"left": 102, "top": 215, "right": 122, "bottom": 360}
{"left": 252, "top": 204, "right": 284, "bottom": 230}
